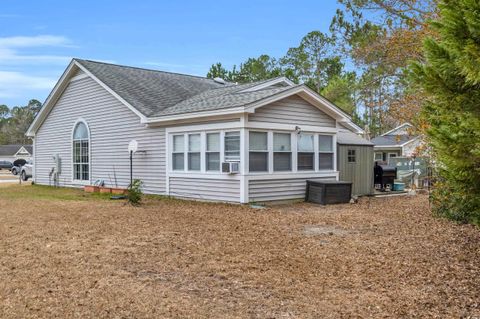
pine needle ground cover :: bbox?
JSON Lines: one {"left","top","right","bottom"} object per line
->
{"left": 0, "top": 185, "right": 479, "bottom": 318}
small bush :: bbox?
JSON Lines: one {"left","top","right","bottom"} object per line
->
{"left": 128, "top": 179, "right": 143, "bottom": 205}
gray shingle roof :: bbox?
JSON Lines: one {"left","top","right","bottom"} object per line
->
{"left": 371, "top": 135, "right": 415, "bottom": 146}
{"left": 0, "top": 145, "right": 32, "bottom": 156}
{"left": 337, "top": 130, "right": 373, "bottom": 145}
{"left": 156, "top": 85, "right": 294, "bottom": 116}
{"left": 75, "top": 59, "right": 230, "bottom": 117}
{"left": 75, "top": 59, "right": 297, "bottom": 118}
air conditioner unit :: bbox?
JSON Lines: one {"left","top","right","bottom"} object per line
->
{"left": 222, "top": 162, "right": 240, "bottom": 174}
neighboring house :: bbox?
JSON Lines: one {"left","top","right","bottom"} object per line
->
{"left": 0, "top": 145, "right": 33, "bottom": 163}
{"left": 371, "top": 123, "right": 423, "bottom": 162}
{"left": 26, "top": 59, "right": 373, "bottom": 202}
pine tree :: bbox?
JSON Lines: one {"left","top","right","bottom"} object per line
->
{"left": 411, "top": 0, "right": 480, "bottom": 224}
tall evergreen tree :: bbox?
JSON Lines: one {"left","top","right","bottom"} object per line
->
{"left": 411, "top": 0, "right": 480, "bottom": 224}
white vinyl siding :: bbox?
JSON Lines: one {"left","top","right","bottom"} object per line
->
{"left": 249, "top": 177, "right": 335, "bottom": 202}
{"left": 169, "top": 177, "right": 240, "bottom": 202}
{"left": 248, "top": 95, "right": 336, "bottom": 127}
{"left": 34, "top": 75, "right": 166, "bottom": 194}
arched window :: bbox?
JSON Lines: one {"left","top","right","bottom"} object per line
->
{"left": 73, "top": 121, "right": 89, "bottom": 181}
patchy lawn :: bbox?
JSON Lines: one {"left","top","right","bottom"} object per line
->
{"left": 0, "top": 185, "right": 479, "bottom": 318}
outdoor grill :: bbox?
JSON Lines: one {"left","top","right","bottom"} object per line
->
{"left": 374, "top": 163, "right": 397, "bottom": 191}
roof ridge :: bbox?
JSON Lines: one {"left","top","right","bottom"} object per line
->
{"left": 74, "top": 58, "right": 219, "bottom": 82}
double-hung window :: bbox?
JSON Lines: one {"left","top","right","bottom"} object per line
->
{"left": 172, "top": 135, "right": 185, "bottom": 171}
{"left": 249, "top": 131, "right": 268, "bottom": 172}
{"left": 273, "top": 133, "right": 291, "bottom": 171}
{"left": 206, "top": 133, "right": 220, "bottom": 171}
{"left": 188, "top": 134, "right": 201, "bottom": 171}
{"left": 318, "top": 135, "right": 334, "bottom": 170}
{"left": 297, "top": 133, "right": 314, "bottom": 170}
{"left": 224, "top": 131, "right": 240, "bottom": 162}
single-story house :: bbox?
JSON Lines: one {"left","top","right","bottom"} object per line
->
{"left": 371, "top": 123, "right": 423, "bottom": 162}
{"left": 0, "top": 144, "right": 33, "bottom": 163}
{"left": 26, "top": 59, "right": 373, "bottom": 203}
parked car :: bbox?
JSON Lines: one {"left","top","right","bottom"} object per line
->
{"left": 11, "top": 159, "right": 27, "bottom": 175}
{"left": 20, "top": 161, "right": 33, "bottom": 181}
{"left": 0, "top": 160, "right": 13, "bottom": 170}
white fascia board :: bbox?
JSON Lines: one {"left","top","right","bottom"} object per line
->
{"left": 74, "top": 61, "right": 148, "bottom": 122}
{"left": 165, "top": 120, "right": 338, "bottom": 134}
{"left": 239, "top": 77, "right": 295, "bottom": 93}
{"left": 26, "top": 60, "right": 77, "bottom": 137}
{"left": 381, "top": 123, "right": 413, "bottom": 136}
{"left": 143, "top": 107, "right": 246, "bottom": 125}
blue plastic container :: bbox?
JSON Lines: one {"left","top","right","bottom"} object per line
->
{"left": 393, "top": 182, "right": 405, "bottom": 191}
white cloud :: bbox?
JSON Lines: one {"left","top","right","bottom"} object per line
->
{"left": 0, "top": 35, "right": 70, "bottom": 48}
{"left": 0, "top": 35, "right": 74, "bottom": 65}
{"left": 0, "top": 71, "right": 57, "bottom": 99}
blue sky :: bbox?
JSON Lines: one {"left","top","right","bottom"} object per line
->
{"left": 0, "top": 0, "right": 341, "bottom": 107}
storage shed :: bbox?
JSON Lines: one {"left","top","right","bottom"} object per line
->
{"left": 336, "top": 130, "right": 374, "bottom": 196}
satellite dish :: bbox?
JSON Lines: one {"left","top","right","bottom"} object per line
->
{"left": 128, "top": 140, "right": 138, "bottom": 153}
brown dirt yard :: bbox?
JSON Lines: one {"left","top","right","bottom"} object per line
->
{"left": 0, "top": 184, "right": 479, "bottom": 318}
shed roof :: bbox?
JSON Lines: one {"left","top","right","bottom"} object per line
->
{"left": 337, "top": 131, "right": 373, "bottom": 146}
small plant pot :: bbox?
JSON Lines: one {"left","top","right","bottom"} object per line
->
{"left": 99, "top": 187, "right": 112, "bottom": 194}
{"left": 111, "top": 188, "right": 127, "bottom": 195}
{"left": 84, "top": 185, "right": 100, "bottom": 193}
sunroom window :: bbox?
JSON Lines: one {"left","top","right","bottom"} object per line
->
{"left": 172, "top": 135, "right": 185, "bottom": 171}
{"left": 188, "top": 134, "right": 201, "bottom": 171}
{"left": 273, "top": 133, "right": 291, "bottom": 171}
{"left": 249, "top": 131, "right": 268, "bottom": 172}
{"left": 73, "top": 121, "right": 89, "bottom": 181}
{"left": 224, "top": 131, "right": 240, "bottom": 162}
{"left": 297, "top": 133, "right": 314, "bottom": 170}
{"left": 206, "top": 133, "right": 220, "bottom": 171}
{"left": 318, "top": 135, "right": 334, "bottom": 170}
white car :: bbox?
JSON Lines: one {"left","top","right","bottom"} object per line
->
{"left": 20, "top": 161, "right": 33, "bottom": 181}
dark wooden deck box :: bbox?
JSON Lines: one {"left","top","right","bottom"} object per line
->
{"left": 305, "top": 180, "right": 352, "bottom": 205}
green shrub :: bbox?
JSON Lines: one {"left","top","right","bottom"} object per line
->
{"left": 411, "top": 0, "right": 480, "bottom": 225}
{"left": 128, "top": 179, "right": 143, "bottom": 205}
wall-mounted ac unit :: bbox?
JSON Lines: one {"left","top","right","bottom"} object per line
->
{"left": 222, "top": 162, "right": 240, "bottom": 174}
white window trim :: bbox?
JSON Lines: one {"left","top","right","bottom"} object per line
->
{"left": 205, "top": 131, "right": 221, "bottom": 172}
{"left": 187, "top": 133, "right": 201, "bottom": 172}
{"left": 71, "top": 118, "right": 91, "bottom": 185}
{"left": 297, "top": 132, "right": 316, "bottom": 172}
{"left": 347, "top": 149, "right": 357, "bottom": 163}
{"left": 171, "top": 134, "right": 186, "bottom": 172}
{"left": 248, "top": 130, "right": 269, "bottom": 173}
{"left": 318, "top": 134, "right": 336, "bottom": 171}
{"left": 272, "top": 132, "right": 293, "bottom": 172}
{"left": 224, "top": 130, "right": 241, "bottom": 162}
